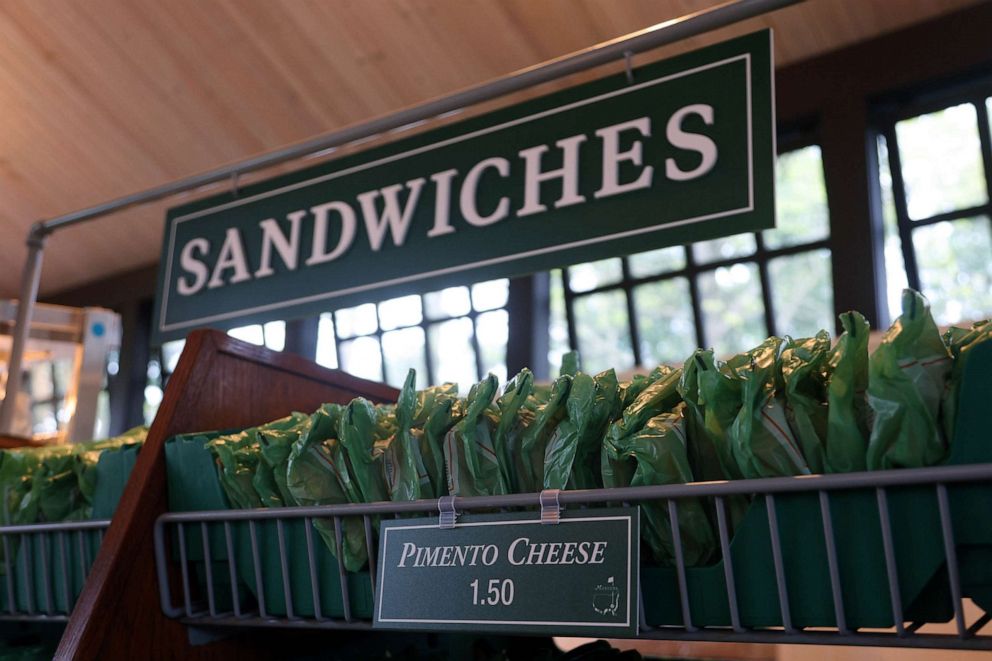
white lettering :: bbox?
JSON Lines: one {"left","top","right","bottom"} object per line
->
{"left": 427, "top": 168, "right": 459, "bottom": 237}
{"left": 481, "top": 545, "right": 498, "bottom": 566}
{"left": 508, "top": 537, "right": 527, "bottom": 566}
{"left": 517, "top": 134, "right": 587, "bottom": 217}
{"left": 590, "top": 541, "right": 608, "bottom": 564}
{"left": 576, "top": 542, "right": 591, "bottom": 564}
{"left": 398, "top": 542, "right": 417, "bottom": 568}
{"left": 306, "top": 201, "right": 357, "bottom": 266}
{"left": 357, "top": 178, "right": 426, "bottom": 251}
{"left": 207, "top": 228, "right": 251, "bottom": 289}
{"left": 665, "top": 104, "right": 718, "bottom": 181}
{"left": 561, "top": 541, "right": 577, "bottom": 564}
{"left": 177, "top": 238, "right": 210, "bottom": 296}
{"left": 460, "top": 158, "right": 510, "bottom": 227}
{"left": 255, "top": 211, "right": 303, "bottom": 278}
{"left": 595, "top": 117, "right": 654, "bottom": 198}
{"left": 527, "top": 542, "right": 548, "bottom": 565}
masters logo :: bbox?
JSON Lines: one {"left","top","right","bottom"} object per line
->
{"left": 592, "top": 576, "right": 620, "bottom": 616}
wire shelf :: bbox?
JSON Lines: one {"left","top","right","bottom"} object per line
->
{"left": 0, "top": 519, "right": 109, "bottom": 622}
{"left": 154, "top": 462, "right": 992, "bottom": 649}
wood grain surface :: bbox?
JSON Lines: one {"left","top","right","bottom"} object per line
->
{"left": 55, "top": 329, "right": 398, "bottom": 659}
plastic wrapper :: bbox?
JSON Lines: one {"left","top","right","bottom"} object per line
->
{"left": 517, "top": 375, "right": 570, "bottom": 493}
{"left": 208, "top": 416, "right": 306, "bottom": 509}
{"left": 729, "top": 337, "right": 810, "bottom": 478}
{"left": 338, "top": 398, "right": 390, "bottom": 504}
{"left": 866, "top": 290, "right": 952, "bottom": 469}
{"left": 257, "top": 413, "right": 308, "bottom": 506}
{"left": 411, "top": 382, "right": 460, "bottom": 498}
{"left": 0, "top": 449, "right": 44, "bottom": 526}
{"left": 942, "top": 320, "right": 991, "bottom": 444}
{"left": 0, "top": 429, "right": 144, "bottom": 575}
{"left": 444, "top": 374, "right": 505, "bottom": 497}
{"left": 780, "top": 331, "right": 831, "bottom": 474}
{"left": 619, "top": 365, "right": 667, "bottom": 410}
{"left": 286, "top": 403, "right": 368, "bottom": 571}
{"left": 380, "top": 370, "right": 431, "bottom": 502}
{"left": 559, "top": 350, "right": 581, "bottom": 378}
{"left": 419, "top": 397, "right": 463, "bottom": 498}
{"left": 824, "top": 311, "right": 871, "bottom": 473}
{"left": 23, "top": 446, "right": 78, "bottom": 523}
{"left": 679, "top": 350, "right": 744, "bottom": 482}
{"left": 544, "top": 368, "right": 619, "bottom": 490}
{"left": 608, "top": 366, "right": 682, "bottom": 442}
{"left": 74, "top": 426, "right": 147, "bottom": 507}
{"left": 602, "top": 408, "right": 716, "bottom": 566}
{"left": 208, "top": 429, "right": 266, "bottom": 509}
{"left": 494, "top": 369, "right": 535, "bottom": 493}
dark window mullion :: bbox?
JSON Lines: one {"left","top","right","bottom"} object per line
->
{"left": 974, "top": 100, "right": 992, "bottom": 248}
{"left": 466, "top": 309, "right": 485, "bottom": 382}
{"left": 562, "top": 268, "right": 580, "bottom": 353}
{"left": 331, "top": 311, "right": 345, "bottom": 370}
{"left": 882, "top": 127, "right": 922, "bottom": 292}
{"left": 753, "top": 233, "right": 778, "bottom": 337}
{"left": 908, "top": 205, "right": 992, "bottom": 229}
{"left": 420, "top": 309, "right": 437, "bottom": 387}
{"left": 683, "top": 245, "right": 707, "bottom": 349}
{"left": 620, "top": 258, "right": 643, "bottom": 367}
{"left": 371, "top": 305, "right": 387, "bottom": 382}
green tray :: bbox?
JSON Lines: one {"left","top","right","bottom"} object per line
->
{"left": 0, "top": 443, "right": 140, "bottom": 615}
{"left": 165, "top": 433, "right": 374, "bottom": 619}
{"left": 643, "top": 340, "right": 992, "bottom": 629}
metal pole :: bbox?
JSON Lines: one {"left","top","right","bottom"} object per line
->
{"left": 0, "top": 225, "right": 48, "bottom": 434}
{"left": 38, "top": 0, "right": 800, "bottom": 235}
{"left": 2, "top": 0, "right": 802, "bottom": 434}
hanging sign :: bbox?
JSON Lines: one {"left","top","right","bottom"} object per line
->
{"left": 373, "top": 508, "right": 640, "bottom": 636}
{"left": 153, "top": 30, "right": 773, "bottom": 342}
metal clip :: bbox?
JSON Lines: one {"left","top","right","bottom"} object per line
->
{"left": 623, "top": 50, "right": 635, "bottom": 85}
{"left": 230, "top": 171, "right": 240, "bottom": 198}
{"left": 438, "top": 496, "right": 458, "bottom": 529}
{"left": 540, "top": 489, "right": 562, "bottom": 525}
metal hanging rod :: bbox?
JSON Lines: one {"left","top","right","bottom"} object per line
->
{"left": 0, "top": 0, "right": 802, "bottom": 433}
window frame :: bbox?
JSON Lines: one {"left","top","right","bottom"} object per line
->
{"left": 870, "top": 76, "right": 992, "bottom": 297}
{"left": 559, "top": 127, "right": 832, "bottom": 365}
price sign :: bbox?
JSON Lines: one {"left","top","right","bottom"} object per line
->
{"left": 373, "top": 508, "right": 639, "bottom": 636}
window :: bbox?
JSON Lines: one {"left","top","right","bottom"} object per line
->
{"left": 26, "top": 360, "right": 74, "bottom": 436}
{"left": 550, "top": 144, "right": 833, "bottom": 374}
{"left": 315, "top": 280, "right": 510, "bottom": 391}
{"left": 144, "top": 343, "right": 175, "bottom": 427}
{"left": 875, "top": 92, "right": 992, "bottom": 325}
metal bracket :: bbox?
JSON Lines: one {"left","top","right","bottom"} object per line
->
{"left": 540, "top": 489, "right": 562, "bottom": 525}
{"left": 623, "top": 50, "right": 635, "bottom": 84}
{"left": 230, "top": 171, "right": 241, "bottom": 198}
{"left": 438, "top": 496, "right": 458, "bottom": 529}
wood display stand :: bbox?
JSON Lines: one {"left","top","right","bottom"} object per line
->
{"left": 55, "top": 330, "right": 398, "bottom": 659}
{"left": 0, "top": 434, "right": 44, "bottom": 449}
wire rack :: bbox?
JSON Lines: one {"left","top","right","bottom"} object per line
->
{"left": 0, "top": 519, "right": 109, "bottom": 623}
{"left": 154, "top": 463, "right": 992, "bottom": 649}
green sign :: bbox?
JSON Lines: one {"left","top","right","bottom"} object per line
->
{"left": 154, "top": 31, "right": 773, "bottom": 342}
{"left": 373, "top": 508, "right": 640, "bottom": 636}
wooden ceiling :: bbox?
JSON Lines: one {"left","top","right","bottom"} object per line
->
{"left": 0, "top": 0, "right": 981, "bottom": 299}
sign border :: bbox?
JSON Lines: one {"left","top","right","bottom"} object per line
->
{"left": 374, "top": 512, "right": 636, "bottom": 629}
{"left": 158, "top": 44, "right": 764, "bottom": 335}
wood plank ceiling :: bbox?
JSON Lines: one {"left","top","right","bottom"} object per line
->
{"left": 0, "top": 0, "right": 981, "bottom": 299}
